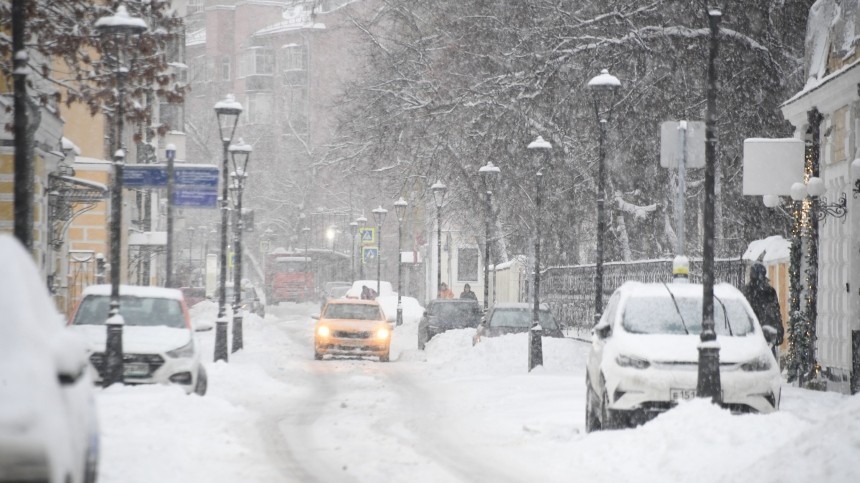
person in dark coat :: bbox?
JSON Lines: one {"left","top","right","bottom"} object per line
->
{"left": 360, "top": 285, "right": 377, "bottom": 300}
{"left": 743, "top": 263, "right": 784, "bottom": 347}
{"left": 460, "top": 283, "right": 477, "bottom": 300}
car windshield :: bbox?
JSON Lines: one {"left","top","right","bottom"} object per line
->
{"left": 431, "top": 302, "right": 481, "bottom": 325}
{"left": 72, "top": 295, "right": 186, "bottom": 329}
{"left": 489, "top": 308, "right": 557, "bottom": 329}
{"left": 323, "top": 303, "right": 382, "bottom": 321}
{"left": 622, "top": 294, "right": 754, "bottom": 336}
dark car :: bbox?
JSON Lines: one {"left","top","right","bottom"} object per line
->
{"left": 320, "top": 281, "right": 352, "bottom": 309}
{"left": 473, "top": 302, "right": 563, "bottom": 344}
{"left": 418, "top": 299, "right": 483, "bottom": 349}
{"left": 223, "top": 284, "right": 265, "bottom": 317}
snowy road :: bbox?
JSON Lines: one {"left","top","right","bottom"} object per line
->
{"left": 96, "top": 301, "right": 860, "bottom": 483}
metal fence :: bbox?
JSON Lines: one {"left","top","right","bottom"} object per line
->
{"left": 542, "top": 257, "right": 746, "bottom": 335}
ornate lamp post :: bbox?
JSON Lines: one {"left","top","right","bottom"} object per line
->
{"left": 587, "top": 69, "right": 620, "bottom": 327}
{"left": 394, "top": 198, "right": 408, "bottom": 325}
{"left": 431, "top": 181, "right": 447, "bottom": 298}
{"left": 357, "top": 215, "right": 367, "bottom": 279}
{"left": 95, "top": 5, "right": 147, "bottom": 387}
{"left": 372, "top": 206, "right": 388, "bottom": 295}
{"left": 478, "top": 162, "right": 500, "bottom": 312}
{"left": 349, "top": 220, "right": 359, "bottom": 280}
{"left": 213, "top": 94, "right": 243, "bottom": 363}
{"left": 527, "top": 136, "right": 552, "bottom": 371}
{"left": 229, "top": 140, "right": 252, "bottom": 352}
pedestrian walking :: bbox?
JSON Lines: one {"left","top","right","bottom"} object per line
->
{"left": 743, "top": 263, "right": 784, "bottom": 358}
{"left": 459, "top": 283, "right": 477, "bottom": 300}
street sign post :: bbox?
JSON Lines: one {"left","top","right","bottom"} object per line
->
{"left": 362, "top": 246, "right": 378, "bottom": 264}
{"left": 359, "top": 227, "right": 376, "bottom": 245}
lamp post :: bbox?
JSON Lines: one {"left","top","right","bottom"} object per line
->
{"left": 165, "top": 144, "right": 177, "bottom": 287}
{"left": 96, "top": 5, "right": 147, "bottom": 387}
{"left": 394, "top": 198, "right": 408, "bottom": 326}
{"left": 357, "top": 215, "right": 367, "bottom": 279}
{"left": 587, "top": 68, "right": 620, "bottom": 327}
{"left": 478, "top": 162, "right": 500, "bottom": 312}
{"left": 349, "top": 220, "right": 359, "bottom": 280}
{"left": 302, "top": 225, "right": 310, "bottom": 273}
{"left": 213, "top": 94, "right": 243, "bottom": 363}
{"left": 431, "top": 181, "right": 447, "bottom": 298}
{"left": 527, "top": 136, "right": 552, "bottom": 371}
{"left": 229, "top": 140, "right": 252, "bottom": 353}
{"left": 372, "top": 206, "right": 388, "bottom": 295}
{"left": 697, "top": 9, "right": 722, "bottom": 401}
{"left": 186, "top": 225, "right": 195, "bottom": 286}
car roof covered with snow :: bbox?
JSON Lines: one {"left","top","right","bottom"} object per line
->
{"left": 81, "top": 284, "right": 185, "bottom": 301}
{"left": 613, "top": 281, "right": 747, "bottom": 301}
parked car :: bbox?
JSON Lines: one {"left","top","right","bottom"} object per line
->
{"left": 68, "top": 285, "right": 208, "bottom": 396}
{"left": 418, "top": 299, "right": 482, "bottom": 349}
{"left": 223, "top": 283, "right": 265, "bottom": 317}
{"left": 585, "top": 281, "right": 782, "bottom": 433}
{"left": 473, "top": 302, "right": 563, "bottom": 344}
{"left": 313, "top": 299, "right": 391, "bottom": 362}
{"left": 0, "top": 234, "right": 99, "bottom": 483}
{"left": 320, "top": 281, "right": 352, "bottom": 309}
{"left": 179, "top": 286, "right": 206, "bottom": 307}
{"left": 344, "top": 279, "right": 395, "bottom": 299}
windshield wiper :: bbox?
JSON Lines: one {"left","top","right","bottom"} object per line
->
{"left": 663, "top": 283, "right": 690, "bottom": 335}
{"left": 713, "top": 294, "right": 733, "bottom": 336}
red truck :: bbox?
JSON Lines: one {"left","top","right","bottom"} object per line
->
{"left": 265, "top": 250, "right": 314, "bottom": 303}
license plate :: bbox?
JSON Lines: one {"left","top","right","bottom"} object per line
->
{"left": 123, "top": 362, "right": 150, "bottom": 377}
{"left": 670, "top": 388, "right": 696, "bottom": 401}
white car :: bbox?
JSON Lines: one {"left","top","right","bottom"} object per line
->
{"left": 0, "top": 235, "right": 99, "bottom": 483}
{"left": 585, "top": 281, "right": 781, "bottom": 432}
{"left": 69, "top": 285, "right": 207, "bottom": 395}
{"left": 344, "top": 280, "right": 395, "bottom": 299}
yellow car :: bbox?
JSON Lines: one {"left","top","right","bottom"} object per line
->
{"left": 313, "top": 299, "right": 391, "bottom": 362}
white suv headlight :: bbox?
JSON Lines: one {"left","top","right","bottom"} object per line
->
{"left": 615, "top": 354, "right": 650, "bottom": 369}
{"left": 740, "top": 355, "right": 772, "bottom": 372}
{"left": 166, "top": 339, "right": 195, "bottom": 358}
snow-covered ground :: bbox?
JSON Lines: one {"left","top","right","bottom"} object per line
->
{"left": 95, "top": 301, "right": 860, "bottom": 483}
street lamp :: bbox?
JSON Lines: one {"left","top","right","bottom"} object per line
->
{"left": 394, "top": 198, "right": 408, "bottom": 326}
{"left": 349, "top": 220, "right": 359, "bottom": 280}
{"left": 527, "top": 135, "right": 552, "bottom": 371}
{"left": 186, "top": 225, "right": 195, "bottom": 285}
{"left": 357, "top": 215, "right": 367, "bottom": 279}
{"left": 478, "top": 162, "right": 500, "bottom": 313}
{"left": 165, "top": 144, "right": 177, "bottom": 287}
{"left": 213, "top": 93, "right": 243, "bottom": 362}
{"left": 431, "top": 181, "right": 447, "bottom": 298}
{"left": 587, "top": 68, "right": 620, "bottom": 327}
{"left": 372, "top": 206, "right": 388, "bottom": 296}
{"left": 302, "top": 225, "right": 311, "bottom": 274}
{"left": 95, "top": 5, "right": 147, "bottom": 387}
{"left": 229, "top": 140, "right": 252, "bottom": 353}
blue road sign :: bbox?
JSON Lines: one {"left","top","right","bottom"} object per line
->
{"left": 359, "top": 227, "right": 376, "bottom": 245}
{"left": 122, "top": 164, "right": 219, "bottom": 188}
{"left": 362, "top": 246, "right": 378, "bottom": 264}
{"left": 174, "top": 188, "right": 218, "bottom": 208}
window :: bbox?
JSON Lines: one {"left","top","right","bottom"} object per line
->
{"left": 458, "top": 248, "right": 478, "bottom": 282}
{"left": 159, "top": 102, "right": 184, "bottom": 132}
{"left": 239, "top": 47, "right": 274, "bottom": 78}
{"left": 281, "top": 45, "right": 305, "bottom": 72}
{"left": 246, "top": 93, "right": 273, "bottom": 124}
{"left": 283, "top": 86, "right": 308, "bottom": 133}
{"left": 188, "top": 0, "right": 204, "bottom": 14}
{"left": 221, "top": 56, "right": 231, "bottom": 81}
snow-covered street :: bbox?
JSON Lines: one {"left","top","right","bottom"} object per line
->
{"left": 93, "top": 301, "right": 860, "bottom": 483}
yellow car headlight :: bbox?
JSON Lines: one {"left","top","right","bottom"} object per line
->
{"left": 317, "top": 326, "right": 331, "bottom": 337}
{"left": 376, "top": 327, "right": 390, "bottom": 340}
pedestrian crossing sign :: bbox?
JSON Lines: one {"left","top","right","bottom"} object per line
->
{"left": 359, "top": 227, "right": 376, "bottom": 245}
{"left": 362, "top": 246, "right": 378, "bottom": 264}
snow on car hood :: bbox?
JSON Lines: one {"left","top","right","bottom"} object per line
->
{"left": 68, "top": 325, "right": 192, "bottom": 354}
{"left": 610, "top": 331, "right": 769, "bottom": 364}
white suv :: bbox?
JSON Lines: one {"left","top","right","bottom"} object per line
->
{"left": 585, "top": 281, "right": 781, "bottom": 432}
{"left": 69, "top": 285, "right": 207, "bottom": 395}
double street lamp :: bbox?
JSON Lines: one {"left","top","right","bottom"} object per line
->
{"left": 587, "top": 69, "right": 621, "bottom": 327}
{"left": 349, "top": 220, "right": 359, "bottom": 280}
{"left": 478, "top": 162, "right": 500, "bottom": 312}
{"left": 394, "top": 198, "right": 408, "bottom": 325}
{"left": 213, "top": 94, "right": 243, "bottom": 363}
{"left": 372, "top": 206, "right": 388, "bottom": 295}
{"left": 357, "top": 215, "right": 367, "bottom": 279}
{"left": 95, "top": 5, "right": 147, "bottom": 387}
{"left": 431, "top": 181, "right": 447, "bottom": 298}
{"left": 527, "top": 136, "right": 552, "bottom": 371}
{"left": 229, "top": 140, "right": 252, "bottom": 353}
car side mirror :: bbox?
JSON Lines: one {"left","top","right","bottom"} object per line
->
{"left": 311, "top": 313, "right": 320, "bottom": 320}
{"left": 762, "top": 325, "right": 777, "bottom": 344}
{"left": 51, "top": 329, "right": 90, "bottom": 385}
{"left": 594, "top": 324, "right": 611, "bottom": 339}
{"left": 194, "top": 319, "right": 214, "bottom": 332}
